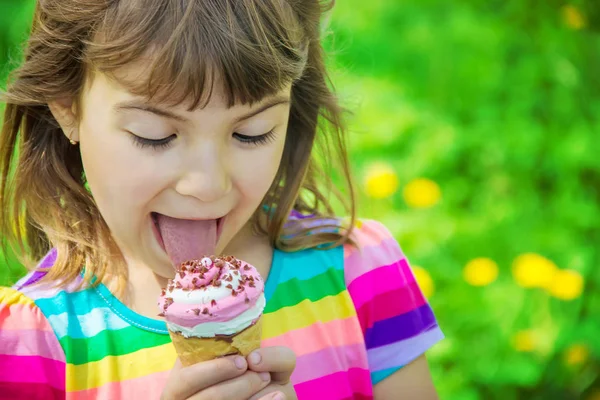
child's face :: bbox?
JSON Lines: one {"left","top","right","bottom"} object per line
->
{"left": 66, "top": 66, "right": 291, "bottom": 278}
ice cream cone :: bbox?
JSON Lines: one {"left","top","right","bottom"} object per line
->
{"left": 159, "top": 256, "right": 266, "bottom": 367}
{"left": 170, "top": 318, "right": 263, "bottom": 366}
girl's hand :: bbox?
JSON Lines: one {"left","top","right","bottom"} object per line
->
{"left": 246, "top": 347, "right": 298, "bottom": 400}
{"left": 161, "top": 355, "right": 274, "bottom": 400}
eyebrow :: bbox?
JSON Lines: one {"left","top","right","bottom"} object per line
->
{"left": 113, "top": 95, "right": 291, "bottom": 123}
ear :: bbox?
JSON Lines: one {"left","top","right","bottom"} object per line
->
{"left": 48, "top": 98, "right": 79, "bottom": 143}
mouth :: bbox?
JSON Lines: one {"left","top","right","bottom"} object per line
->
{"left": 151, "top": 213, "right": 225, "bottom": 253}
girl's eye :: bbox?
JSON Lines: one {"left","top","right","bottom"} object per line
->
{"left": 129, "top": 133, "right": 177, "bottom": 150}
{"left": 233, "top": 129, "right": 276, "bottom": 146}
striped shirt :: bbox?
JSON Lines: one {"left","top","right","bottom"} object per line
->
{"left": 0, "top": 219, "right": 443, "bottom": 399}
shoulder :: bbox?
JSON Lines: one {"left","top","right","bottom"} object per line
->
{"left": 0, "top": 286, "right": 66, "bottom": 399}
{"left": 343, "top": 218, "right": 405, "bottom": 285}
{"left": 0, "top": 284, "right": 65, "bottom": 360}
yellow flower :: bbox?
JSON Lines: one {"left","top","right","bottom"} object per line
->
{"left": 363, "top": 163, "right": 399, "bottom": 199}
{"left": 564, "top": 343, "right": 589, "bottom": 366}
{"left": 512, "top": 253, "right": 558, "bottom": 289}
{"left": 562, "top": 5, "right": 586, "bottom": 30}
{"left": 463, "top": 258, "right": 499, "bottom": 287}
{"left": 413, "top": 266, "right": 434, "bottom": 298}
{"left": 547, "top": 269, "right": 584, "bottom": 300}
{"left": 512, "top": 330, "right": 536, "bottom": 352}
{"left": 403, "top": 178, "right": 441, "bottom": 208}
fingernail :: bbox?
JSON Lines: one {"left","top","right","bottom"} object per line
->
{"left": 249, "top": 351, "right": 261, "bottom": 365}
{"left": 234, "top": 356, "right": 246, "bottom": 369}
{"left": 259, "top": 372, "right": 271, "bottom": 382}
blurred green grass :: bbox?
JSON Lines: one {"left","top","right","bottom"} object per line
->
{"left": 1, "top": 1, "right": 599, "bottom": 399}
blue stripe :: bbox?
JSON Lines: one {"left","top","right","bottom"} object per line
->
{"left": 370, "top": 366, "right": 403, "bottom": 385}
{"left": 264, "top": 246, "right": 344, "bottom": 301}
{"left": 34, "top": 287, "right": 106, "bottom": 317}
{"left": 47, "top": 307, "right": 129, "bottom": 339}
{"left": 277, "top": 246, "right": 344, "bottom": 283}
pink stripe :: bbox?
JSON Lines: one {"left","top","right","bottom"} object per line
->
{"left": 67, "top": 371, "right": 170, "bottom": 400}
{"left": 350, "top": 220, "right": 391, "bottom": 247}
{"left": 356, "top": 282, "right": 427, "bottom": 330}
{"left": 0, "top": 355, "right": 65, "bottom": 390}
{"left": 261, "top": 317, "right": 364, "bottom": 357}
{"left": 294, "top": 368, "right": 373, "bottom": 399}
{"left": 1, "top": 329, "right": 65, "bottom": 361}
{"left": 344, "top": 238, "right": 404, "bottom": 285}
{"left": 0, "top": 382, "right": 65, "bottom": 399}
{"left": 292, "top": 343, "right": 369, "bottom": 385}
{"left": 0, "top": 302, "right": 54, "bottom": 331}
{"left": 347, "top": 260, "right": 414, "bottom": 309}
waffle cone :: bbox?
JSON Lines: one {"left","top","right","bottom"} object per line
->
{"left": 170, "top": 318, "right": 263, "bottom": 366}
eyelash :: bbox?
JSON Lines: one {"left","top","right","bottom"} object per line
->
{"left": 129, "top": 129, "right": 277, "bottom": 150}
{"left": 233, "top": 129, "right": 276, "bottom": 146}
{"left": 130, "top": 134, "right": 176, "bottom": 150}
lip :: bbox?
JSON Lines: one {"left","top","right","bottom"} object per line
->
{"left": 151, "top": 213, "right": 226, "bottom": 253}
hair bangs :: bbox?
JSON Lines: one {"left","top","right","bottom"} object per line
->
{"left": 84, "top": 0, "right": 309, "bottom": 109}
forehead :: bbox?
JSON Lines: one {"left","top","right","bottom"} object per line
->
{"left": 83, "top": 65, "right": 292, "bottom": 125}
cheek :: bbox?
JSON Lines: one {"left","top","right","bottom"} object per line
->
{"left": 233, "top": 140, "right": 285, "bottom": 202}
{"left": 79, "top": 117, "right": 166, "bottom": 213}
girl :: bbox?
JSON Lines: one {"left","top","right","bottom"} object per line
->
{"left": 0, "top": 0, "right": 444, "bottom": 399}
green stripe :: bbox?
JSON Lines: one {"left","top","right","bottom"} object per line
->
{"left": 264, "top": 265, "right": 346, "bottom": 313}
{"left": 61, "top": 325, "right": 171, "bottom": 365}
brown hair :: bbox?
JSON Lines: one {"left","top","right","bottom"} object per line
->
{"left": 0, "top": 0, "right": 356, "bottom": 288}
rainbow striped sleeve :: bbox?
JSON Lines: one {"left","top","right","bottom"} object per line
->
{"left": 0, "top": 286, "right": 66, "bottom": 399}
{"left": 344, "top": 220, "right": 444, "bottom": 385}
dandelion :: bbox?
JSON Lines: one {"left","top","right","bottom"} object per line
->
{"left": 403, "top": 178, "right": 441, "bottom": 208}
{"left": 463, "top": 258, "right": 498, "bottom": 287}
{"left": 413, "top": 266, "right": 434, "bottom": 298}
{"left": 512, "top": 253, "right": 557, "bottom": 289}
{"left": 563, "top": 343, "right": 589, "bottom": 366}
{"left": 561, "top": 5, "right": 586, "bottom": 30}
{"left": 547, "top": 269, "right": 584, "bottom": 301}
{"left": 512, "top": 330, "right": 536, "bottom": 352}
{"left": 363, "top": 162, "right": 399, "bottom": 199}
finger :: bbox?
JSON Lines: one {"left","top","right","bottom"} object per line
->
{"left": 247, "top": 347, "right": 296, "bottom": 384}
{"left": 189, "top": 371, "right": 272, "bottom": 400}
{"left": 249, "top": 383, "right": 297, "bottom": 400}
{"left": 164, "top": 355, "right": 247, "bottom": 399}
{"left": 258, "top": 390, "right": 286, "bottom": 400}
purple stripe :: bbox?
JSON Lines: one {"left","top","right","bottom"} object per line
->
{"left": 367, "top": 327, "right": 444, "bottom": 371}
{"left": 38, "top": 249, "right": 58, "bottom": 269}
{"left": 365, "top": 304, "right": 437, "bottom": 349}
{"left": 16, "top": 250, "right": 57, "bottom": 289}
{"left": 289, "top": 209, "right": 315, "bottom": 220}
{"left": 1, "top": 329, "right": 65, "bottom": 361}
{"left": 17, "top": 271, "right": 47, "bottom": 289}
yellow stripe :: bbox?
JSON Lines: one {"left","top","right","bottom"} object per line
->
{"left": 0, "top": 287, "right": 36, "bottom": 307}
{"left": 66, "top": 342, "right": 176, "bottom": 391}
{"left": 262, "top": 291, "right": 356, "bottom": 340}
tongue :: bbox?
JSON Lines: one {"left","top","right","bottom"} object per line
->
{"left": 156, "top": 215, "right": 217, "bottom": 268}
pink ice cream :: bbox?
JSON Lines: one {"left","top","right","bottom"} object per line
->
{"left": 158, "top": 255, "right": 265, "bottom": 338}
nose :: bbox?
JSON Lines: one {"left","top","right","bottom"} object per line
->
{"left": 175, "top": 150, "right": 232, "bottom": 203}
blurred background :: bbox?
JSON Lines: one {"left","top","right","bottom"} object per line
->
{"left": 1, "top": 0, "right": 599, "bottom": 399}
